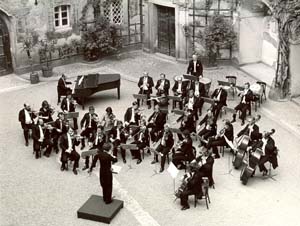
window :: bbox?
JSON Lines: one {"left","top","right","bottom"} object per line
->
{"left": 103, "top": 0, "right": 123, "bottom": 25}
{"left": 54, "top": 5, "right": 70, "bottom": 29}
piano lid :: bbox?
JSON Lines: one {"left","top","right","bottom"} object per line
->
{"left": 97, "top": 74, "right": 120, "bottom": 84}
{"left": 75, "top": 74, "right": 120, "bottom": 89}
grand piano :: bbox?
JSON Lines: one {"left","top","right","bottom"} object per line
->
{"left": 72, "top": 73, "right": 120, "bottom": 109}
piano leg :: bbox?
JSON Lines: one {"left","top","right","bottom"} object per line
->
{"left": 117, "top": 86, "right": 120, "bottom": 99}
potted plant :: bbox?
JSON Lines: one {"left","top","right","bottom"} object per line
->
{"left": 199, "top": 14, "right": 237, "bottom": 67}
{"left": 38, "top": 39, "right": 57, "bottom": 77}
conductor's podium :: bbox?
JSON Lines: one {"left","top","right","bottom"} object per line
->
{"left": 77, "top": 195, "right": 123, "bottom": 224}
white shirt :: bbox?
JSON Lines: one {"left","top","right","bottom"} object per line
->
{"left": 188, "top": 97, "right": 194, "bottom": 110}
{"left": 116, "top": 128, "right": 120, "bottom": 140}
{"left": 195, "top": 84, "right": 200, "bottom": 97}
{"left": 66, "top": 98, "right": 70, "bottom": 112}
{"left": 38, "top": 125, "right": 44, "bottom": 142}
{"left": 24, "top": 109, "right": 32, "bottom": 124}
{"left": 177, "top": 82, "right": 182, "bottom": 93}
{"left": 88, "top": 114, "right": 92, "bottom": 128}
{"left": 138, "top": 132, "right": 143, "bottom": 142}
{"left": 143, "top": 77, "right": 148, "bottom": 90}
{"left": 242, "top": 89, "right": 248, "bottom": 104}
{"left": 130, "top": 108, "right": 135, "bottom": 123}
{"left": 159, "top": 80, "right": 165, "bottom": 90}
{"left": 216, "top": 89, "right": 222, "bottom": 101}
{"left": 66, "top": 133, "right": 72, "bottom": 153}
{"left": 261, "top": 138, "right": 268, "bottom": 156}
{"left": 193, "top": 61, "right": 197, "bottom": 73}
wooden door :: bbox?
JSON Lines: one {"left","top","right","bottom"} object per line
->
{"left": 0, "top": 17, "right": 12, "bottom": 76}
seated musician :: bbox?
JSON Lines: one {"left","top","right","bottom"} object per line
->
{"left": 177, "top": 107, "right": 196, "bottom": 141}
{"left": 100, "top": 107, "right": 116, "bottom": 132}
{"left": 82, "top": 126, "right": 106, "bottom": 170}
{"left": 155, "top": 73, "right": 170, "bottom": 96}
{"left": 251, "top": 130, "right": 278, "bottom": 176}
{"left": 59, "top": 126, "right": 80, "bottom": 175}
{"left": 147, "top": 105, "right": 167, "bottom": 142}
{"left": 32, "top": 118, "right": 45, "bottom": 159}
{"left": 80, "top": 106, "right": 98, "bottom": 150}
{"left": 39, "top": 100, "right": 54, "bottom": 123}
{"left": 178, "top": 164, "right": 204, "bottom": 210}
{"left": 61, "top": 91, "right": 78, "bottom": 131}
{"left": 172, "top": 76, "right": 188, "bottom": 109}
{"left": 109, "top": 121, "right": 127, "bottom": 163}
{"left": 137, "top": 71, "right": 154, "bottom": 109}
{"left": 154, "top": 91, "right": 169, "bottom": 110}
{"left": 186, "top": 54, "right": 203, "bottom": 78}
{"left": 53, "top": 112, "right": 66, "bottom": 153}
{"left": 237, "top": 116, "right": 261, "bottom": 145}
{"left": 197, "top": 109, "right": 217, "bottom": 146}
{"left": 183, "top": 89, "right": 201, "bottom": 121}
{"left": 172, "top": 130, "right": 195, "bottom": 169}
{"left": 191, "top": 80, "right": 205, "bottom": 116}
{"left": 124, "top": 101, "right": 141, "bottom": 127}
{"left": 57, "top": 73, "right": 72, "bottom": 104}
{"left": 18, "top": 103, "right": 36, "bottom": 146}
{"left": 130, "top": 119, "right": 150, "bottom": 164}
{"left": 151, "top": 124, "right": 174, "bottom": 172}
{"left": 211, "top": 84, "right": 227, "bottom": 120}
{"left": 231, "top": 82, "right": 254, "bottom": 126}
{"left": 206, "top": 120, "right": 234, "bottom": 159}
{"left": 43, "top": 124, "right": 56, "bottom": 158}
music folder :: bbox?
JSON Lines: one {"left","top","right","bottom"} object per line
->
{"left": 171, "top": 109, "right": 184, "bottom": 115}
{"left": 183, "top": 74, "right": 199, "bottom": 81}
{"left": 133, "top": 94, "right": 148, "bottom": 100}
{"left": 64, "top": 112, "right": 79, "bottom": 119}
{"left": 120, "top": 144, "right": 139, "bottom": 150}
{"left": 167, "top": 95, "right": 182, "bottom": 101}
{"left": 202, "top": 97, "right": 215, "bottom": 105}
{"left": 81, "top": 149, "right": 98, "bottom": 158}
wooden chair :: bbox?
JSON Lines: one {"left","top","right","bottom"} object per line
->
{"left": 194, "top": 177, "right": 210, "bottom": 209}
{"left": 256, "top": 81, "right": 267, "bottom": 103}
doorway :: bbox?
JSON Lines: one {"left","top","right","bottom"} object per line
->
{"left": 0, "top": 16, "right": 12, "bottom": 76}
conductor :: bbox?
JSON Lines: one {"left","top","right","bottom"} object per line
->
{"left": 89, "top": 143, "right": 117, "bottom": 204}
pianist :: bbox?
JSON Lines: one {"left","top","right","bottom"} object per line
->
{"left": 57, "top": 74, "right": 72, "bottom": 105}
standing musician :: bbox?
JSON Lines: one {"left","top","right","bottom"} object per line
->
{"left": 206, "top": 120, "right": 234, "bottom": 159}
{"left": 251, "top": 130, "right": 278, "bottom": 176}
{"left": 53, "top": 112, "right": 66, "bottom": 153}
{"left": 147, "top": 105, "right": 167, "bottom": 142}
{"left": 18, "top": 103, "right": 36, "bottom": 146}
{"left": 155, "top": 73, "right": 170, "bottom": 96}
{"left": 59, "top": 126, "right": 80, "bottom": 175}
{"left": 61, "top": 91, "right": 78, "bottom": 131}
{"left": 197, "top": 109, "right": 217, "bottom": 146}
{"left": 137, "top": 71, "right": 154, "bottom": 109}
{"left": 80, "top": 106, "right": 98, "bottom": 150}
{"left": 186, "top": 54, "right": 203, "bottom": 78}
{"left": 124, "top": 101, "right": 141, "bottom": 127}
{"left": 237, "top": 116, "right": 261, "bottom": 144}
{"left": 43, "top": 124, "right": 56, "bottom": 157}
{"left": 32, "top": 118, "right": 45, "bottom": 159}
{"left": 57, "top": 73, "right": 72, "bottom": 104}
{"left": 110, "top": 121, "right": 127, "bottom": 163}
{"left": 177, "top": 107, "right": 196, "bottom": 140}
{"left": 183, "top": 89, "right": 201, "bottom": 121}
{"left": 88, "top": 143, "right": 117, "bottom": 204}
{"left": 172, "top": 130, "right": 195, "bottom": 169}
{"left": 151, "top": 124, "right": 174, "bottom": 172}
{"left": 130, "top": 120, "right": 150, "bottom": 164}
{"left": 172, "top": 76, "right": 188, "bottom": 109}
{"left": 231, "top": 82, "right": 254, "bottom": 126}
{"left": 211, "top": 84, "right": 227, "bottom": 120}
{"left": 39, "top": 100, "right": 54, "bottom": 123}
{"left": 191, "top": 80, "right": 206, "bottom": 116}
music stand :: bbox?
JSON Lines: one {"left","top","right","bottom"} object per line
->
{"left": 183, "top": 74, "right": 199, "bottom": 81}
{"left": 171, "top": 109, "right": 184, "bottom": 116}
{"left": 167, "top": 96, "right": 182, "bottom": 102}
{"left": 64, "top": 112, "right": 79, "bottom": 119}
{"left": 169, "top": 128, "right": 183, "bottom": 135}
{"left": 202, "top": 97, "right": 215, "bottom": 105}
{"left": 120, "top": 144, "right": 138, "bottom": 171}
{"left": 81, "top": 149, "right": 98, "bottom": 158}
{"left": 133, "top": 94, "right": 148, "bottom": 100}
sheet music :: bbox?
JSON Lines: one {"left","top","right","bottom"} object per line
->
{"left": 112, "top": 165, "right": 122, "bottom": 174}
{"left": 167, "top": 162, "right": 179, "bottom": 179}
{"left": 78, "top": 76, "right": 84, "bottom": 86}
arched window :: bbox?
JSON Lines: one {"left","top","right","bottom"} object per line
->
{"left": 54, "top": 5, "right": 71, "bottom": 29}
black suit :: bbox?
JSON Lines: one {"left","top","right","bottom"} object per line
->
{"left": 234, "top": 89, "right": 254, "bottom": 122}
{"left": 80, "top": 113, "right": 98, "bottom": 148}
{"left": 18, "top": 109, "right": 35, "bottom": 144}
{"left": 154, "top": 130, "right": 174, "bottom": 170}
{"left": 110, "top": 127, "right": 127, "bottom": 161}
{"left": 147, "top": 111, "right": 167, "bottom": 141}
{"left": 124, "top": 107, "right": 140, "bottom": 125}
{"left": 237, "top": 124, "right": 261, "bottom": 143}
{"left": 61, "top": 97, "right": 78, "bottom": 130}
{"left": 57, "top": 77, "right": 71, "bottom": 103}
{"left": 211, "top": 88, "right": 227, "bottom": 119}
{"left": 155, "top": 79, "right": 170, "bottom": 95}
{"left": 183, "top": 95, "right": 202, "bottom": 120}
{"left": 39, "top": 107, "right": 53, "bottom": 123}
{"left": 172, "top": 81, "right": 189, "bottom": 109}
{"left": 43, "top": 128, "right": 56, "bottom": 157}
{"left": 187, "top": 60, "right": 203, "bottom": 77}
{"left": 53, "top": 119, "right": 66, "bottom": 152}
{"left": 32, "top": 124, "right": 45, "bottom": 158}
{"left": 172, "top": 137, "right": 194, "bottom": 167}
{"left": 59, "top": 133, "right": 80, "bottom": 171}
{"left": 198, "top": 115, "right": 217, "bottom": 144}
{"left": 177, "top": 114, "right": 196, "bottom": 140}
{"left": 191, "top": 82, "right": 206, "bottom": 115}
{"left": 90, "top": 151, "right": 117, "bottom": 204}
{"left": 130, "top": 128, "right": 150, "bottom": 161}
{"left": 138, "top": 76, "right": 154, "bottom": 107}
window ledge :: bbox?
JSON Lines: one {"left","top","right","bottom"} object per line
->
{"left": 54, "top": 26, "right": 72, "bottom": 33}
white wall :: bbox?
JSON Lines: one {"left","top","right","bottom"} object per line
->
{"left": 290, "top": 43, "right": 300, "bottom": 97}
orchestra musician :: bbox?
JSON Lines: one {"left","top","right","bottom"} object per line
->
{"left": 43, "top": 123, "right": 56, "bottom": 157}
{"left": 197, "top": 109, "right": 217, "bottom": 146}
{"left": 110, "top": 121, "right": 127, "bottom": 163}
{"left": 177, "top": 107, "right": 196, "bottom": 141}
{"left": 137, "top": 71, "right": 154, "bottom": 109}
{"left": 172, "top": 130, "right": 195, "bottom": 169}
{"left": 151, "top": 124, "right": 174, "bottom": 172}
{"left": 39, "top": 100, "right": 54, "bottom": 123}
{"left": 88, "top": 143, "right": 117, "bottom": 204}
{"left": 53, "top": 112, "right": 67, "bottom": 153}
{"left": 211, "top": 84, "right": 227, "bottom": 120}
{"left": 231, "top": 82, "right": 254, "bottom": 126}
{"left": 18, "top": 103, "right": 36, "bottom": 146}
{"left": 183, "top": 89, "right": 201, "bottom": 121}
{"left": 80, "top": 106, "right": 98, "bottom": 150}
{"left": 130, "top": 119, "right": 150, "bottom": 164}
{"left": 206, "top": 120, "right": 234, "bottom": 159}
{"left": 237, "top": 116, "right": 261, "bottom": 144}
{"left": 57, "top": 73, "right": 72, "bottom": 104}
{"left": 32, "top": 118, "right": 45, "bottom": 159}
{"left": 59, "top": 126, "right": 80, "bottom": 175}
{"left": 147, "top": 105, "right": 167, "bottom": 142}
{"left": 124, "top": 101, "right": 141, "bottom": 127}
{"left": 172, "top": 76, "right": 188, "bottom": 109}
{"left": 251, "top": 130, "right": 278, "bottom": 176}
{"left": 191, "top": 80, "right": 206, "bottom": 116}
{"left": 155, "top": 73, "right": 170, "bottom": 96}
{"left": 154, "top": 91, "right": 169, "bottom": 110}
{"left": 61, "top": 90, "right": 78, "bottom": 130}
{"left": 186, "top": 54, "right": 203, "bottom": 78}
{"left": 100, "top": 107, "right": 116, "bottom": 132}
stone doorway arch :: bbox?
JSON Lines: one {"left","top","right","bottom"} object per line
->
{"left": 0, "top": 15, "right": 12, "bottom": 76}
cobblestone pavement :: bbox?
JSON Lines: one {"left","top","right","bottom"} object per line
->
{"left": 1, "top": 51, "right": 300, "bottom": 226}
